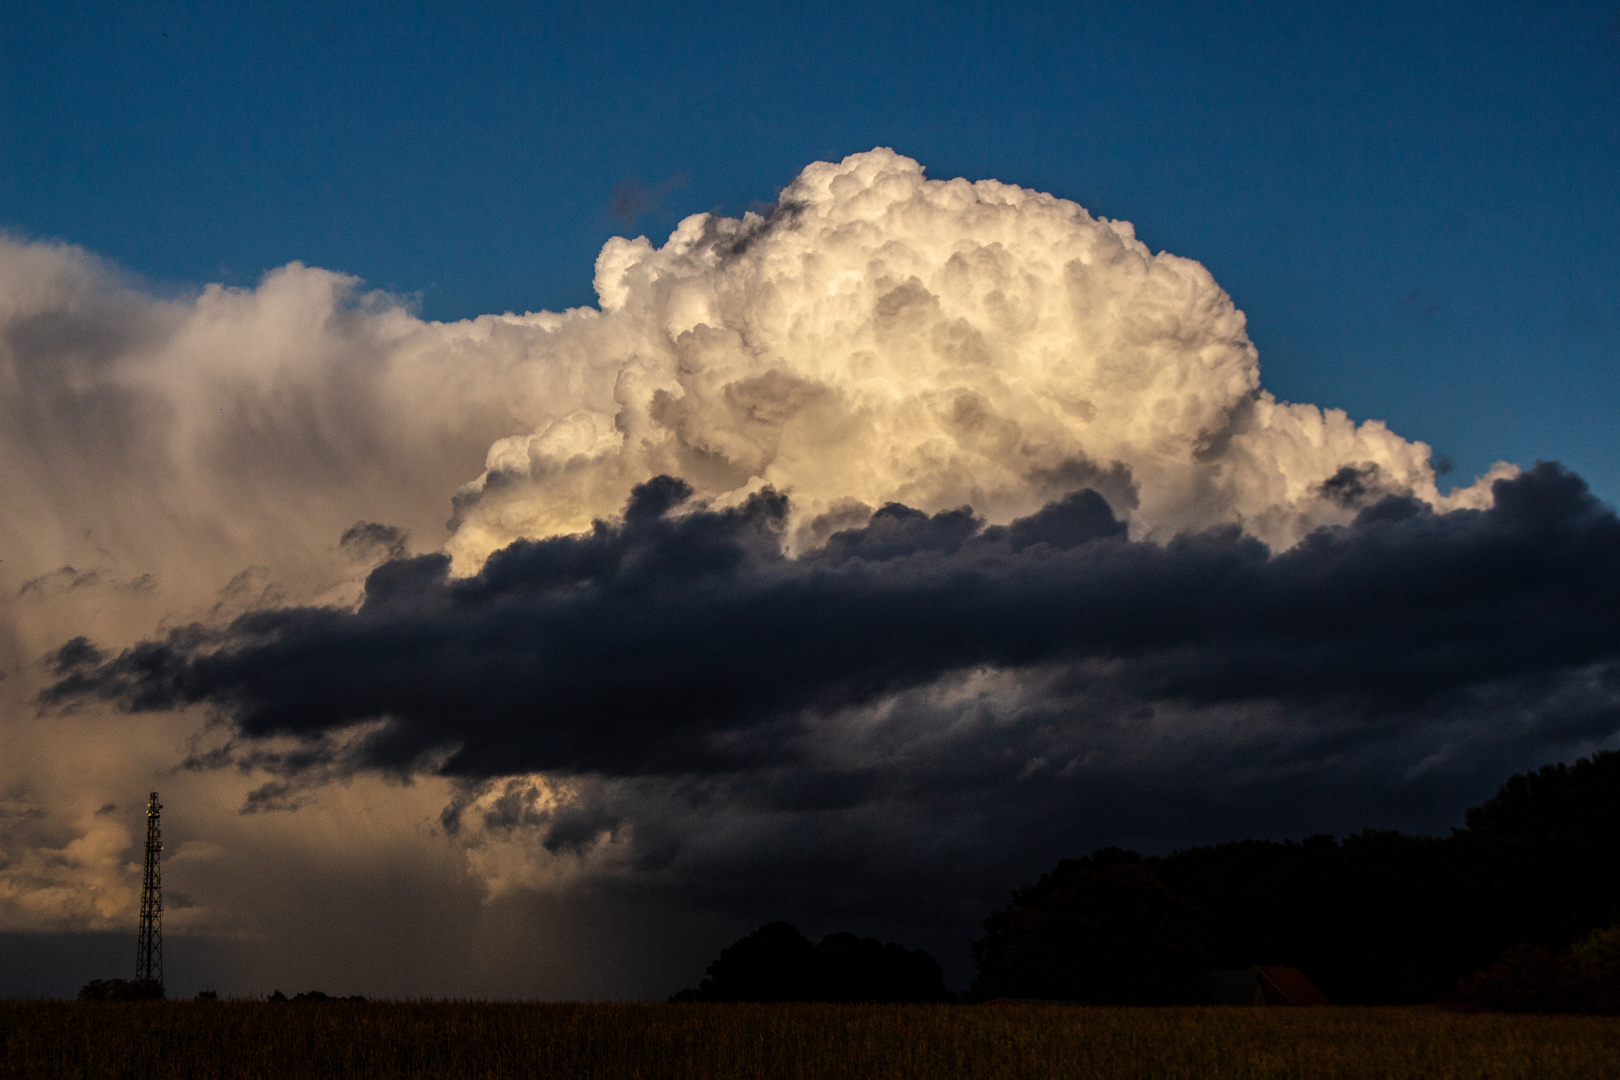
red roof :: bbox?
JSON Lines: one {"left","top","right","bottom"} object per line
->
{"left": 1255, "top": 966, "right": 1334, "bottom": 1006}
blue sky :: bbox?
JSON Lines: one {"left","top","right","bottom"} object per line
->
{"left": 4, "top": 0, "right": 1618, "bottom": 496}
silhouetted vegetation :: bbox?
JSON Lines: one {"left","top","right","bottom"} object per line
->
{"left": 1453, "top": 922, "right": 1620, "bottom": 1013}
{"left": 6, "top": 1001, "right": 1620, "bottom": 1079}
{"left": 263, "top": 989, "right": 367, "bottom": 1003}
{"left": 672, "top": 922, "right": 950, "bottom": 1002}
{"left": 973, "top": 751, "right": 1620, "bottom": 1006}
{"left": 75, "top": 979, "right": 162, "bottom": 1002}
{"left": 1453, "top": 944, "right": 1612, "bottom": 1014}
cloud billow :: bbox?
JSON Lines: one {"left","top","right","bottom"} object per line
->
{"left": 5, "top": 148, "right": 1610, "bottom": 977}
{"left": 44, "top": 463, "right": 1620, "bottom": 790}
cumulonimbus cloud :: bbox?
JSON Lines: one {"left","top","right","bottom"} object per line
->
{"left": 0, "top": 149, "right": 1599, "bottom": 944}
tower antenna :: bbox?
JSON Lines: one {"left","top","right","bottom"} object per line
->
{"left": 135, "top": 791, "right": 163, "bottom": 989}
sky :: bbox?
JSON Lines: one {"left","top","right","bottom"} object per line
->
{"left": 1, "top": 1, "right": 1618, "bottom": 999}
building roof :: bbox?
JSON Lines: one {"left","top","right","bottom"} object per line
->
{"left": 1255, "top": 966, "right": 1334, "bottom": 1006}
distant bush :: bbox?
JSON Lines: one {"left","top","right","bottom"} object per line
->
{"left": 672, "top": 922, "right": 950, "bottom": 1002}
{"left": 76, "top": 979, "right": 163, "bottom": 1002}
{"left": 263, "top": 989, "right": 367, "bottom": 1003}
{"left": 1453, "top": 946, "right": 1607, "bottom": 1013}
{"left": 1576, "top": 922, "right": 1620, "bottom": 983}
{"left": 1454, "top": 923, "right": 1620, "bottom": 1014}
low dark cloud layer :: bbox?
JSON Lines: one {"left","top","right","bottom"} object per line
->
{"left": 45, "top": 464, "right": 1620, "bottom": 781}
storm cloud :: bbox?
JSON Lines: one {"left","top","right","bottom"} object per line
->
{"left": 46, "top": 463, "right": 1620, "bottom": 786}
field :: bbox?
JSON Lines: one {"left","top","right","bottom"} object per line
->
{"left": 5, "top": 1001, "right": 1620, "bottom": 1080}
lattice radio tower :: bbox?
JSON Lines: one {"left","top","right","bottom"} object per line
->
{"left": 135, "top": 791, "right": 163, "bottom": 987}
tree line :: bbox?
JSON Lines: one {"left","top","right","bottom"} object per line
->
{"left": 681, "top": 751, "right": 1620, "bottom": 1009}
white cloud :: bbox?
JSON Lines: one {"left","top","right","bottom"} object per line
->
{"left": 447, "top": 149, "right": 1512, "bottom": 567}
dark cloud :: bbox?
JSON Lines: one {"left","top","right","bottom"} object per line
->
{"left": 18, "top": 566, "right": 101, "bottom": 599}
{"left": 46, "top": 636, "right": 105, "bottom": 676}
{"left": 240, "top": 780, "right": 314, "bottom": 815}
{"left": 608, "top": 174, "right": 688, "bottom": 228}
{"left": 1317, "top": 463, "right": 1381, "bottom": 505}
{"left": 41, "top": 464, "right": 1620, "bottom": 787}
{"left": 339, "top": 521, "right": 409, "bottom": 561}
{"left": 17, "top": 566, "right": 158, "bottom": 601}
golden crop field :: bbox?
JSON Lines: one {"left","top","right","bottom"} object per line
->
{"left": 4, "top": 1001, "right": 1620, "bottom": 1080}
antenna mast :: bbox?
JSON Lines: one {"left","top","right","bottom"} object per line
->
{"left": 135, "top": 791, "right": 163, "bottom": 987}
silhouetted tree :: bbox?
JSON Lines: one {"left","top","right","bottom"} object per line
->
{"left": 674, "top": 922, "right": 819, "bottom": 1002}
{"left": 971, "top": 751, "right": 1620, "bottom": 1005}
{"left": 816, "top": 932, "right": 950, "bottom": 1002}
{"left": 972, "top": 849, "right": 1208, "bottom": 1003}
{"left": 1458, "top": 753, "right": 1620, "bottom": 954}
{"left": 672, "top": 922, "right": 949, "bottom": 1002}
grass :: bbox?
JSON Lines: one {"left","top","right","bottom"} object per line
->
{"left": 4, "top": 1001, "right": 1620, "bottom": 1080}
